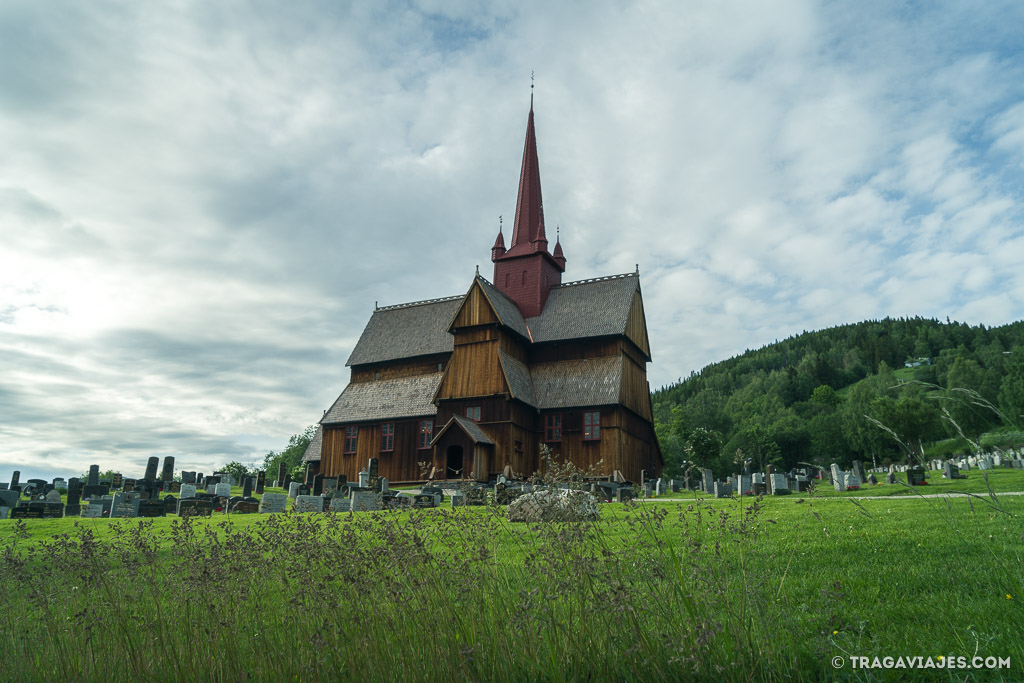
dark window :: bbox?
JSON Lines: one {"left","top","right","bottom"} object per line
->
{"left": 466, "top": 406, "right": 481, "bottom": 422}
{"left": 437, "top": 362, "right": 443, "bottom": 372}
{"left": 418, "top": 420, "right": 433, "bottom": 449}
{"left": 344, "top": 426, "right": 358, "bottom": 454}
{"left": 380, "top": 422, "right": 394, "bottom": 452}
{"left": 583, "top": 411, "right": 600, "bottom": 440}
{"left": 544, "top": 414, "right": 562, "bottom": 442}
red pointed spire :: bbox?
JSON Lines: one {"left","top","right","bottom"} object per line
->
{"left": 553, "top": 227, "right": 565, "bottom": 268}
{"left": 508, "top": 103, "right": 545, "bottom": 255}
{"left": 491, "top": 218, "right": 506, "bottom": 260}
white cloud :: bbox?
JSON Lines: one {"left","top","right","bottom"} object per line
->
{"left": 2, "top": 0, "right": 1024, "bottom": 479}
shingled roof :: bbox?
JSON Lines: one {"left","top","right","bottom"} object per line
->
{"left": 302, "top": 425, "right": 323, "bottom": 463}
{"left": 472, "top": 277, "right": 531, "bottom": 341}
{"left": 321, "top": 373, "right": 443, "bottom": 425}
{"left": 431, "top": 415, "right": 495, "bottom": 446}
{"left": 498, "top": 350, "right": 536, "bottom": 407}
{"left": 527, "top": 273, "right": 639, "bottom": 343}
{"left": 530, "top": 356, "right": 623, "bottom": 409}
{"left": 347, "top": 296, "right": 463, "bottom": 366}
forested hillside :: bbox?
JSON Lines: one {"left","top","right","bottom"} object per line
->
{"left": 653, "top": 317, "right": 1024, "bottom": 477}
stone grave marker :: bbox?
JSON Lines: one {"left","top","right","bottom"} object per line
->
{"left": 242, "top": 477, "right": 254, "bottom": 499}
{"left": 255, "top": 471, "right": 266, "bottom": 494}
{"left": 294, "top": 495, "right": 325, "bottom": 513}
{"left": 182, "top": 471, "right": 197, "bottom": 484}
{"left": 81, "top": 504, "right": 104, "bottom": 518}
{"left": 110, "top": 473, "right": 123, "bottom": 489}
{"left": 215, "top": 483, "right": 232, "bottom": 499}
{"left": 312, "top": 474, "right": 323, "bottom": 497}
{"left": 288, "top": 482, "right": 301, "bottom": 499}
{"left": 169, "top": 481, "right": 181, "bottom": 494}
{"left": 907, "top": 467, "right": 927, "bottom": 486}
{"left": 713, "top": 481, "right": 732, "bottom": 498}
{"left": 323, "top": 477, "right": 339, "bottom": 495}
{"left": 231, "top": 500, "right": 259, "bottom": 514}
{"left": 329, "top": 496, "right": 349, "bottom": 512}
{"left": 258, "top": 493, "right": 288, "bottom": 514}
{"left": 138, "top": 500, "right": 166, "bottom": 517}
{"left": 161, "top": 456, "right": 175, "bottom": 482}
{"left": 701, "top": 468, "right": 714, "bottom": 493}
{"left": 177, "top": 499, "right": 213, "bottom": 517}
{"left": 350, "top": 490, "right": 382, "bottom": 512}
{"left": 0, "top": 489, "right": 19, "bottom": 510}
{"left": 110, "top": 492, "right": 141, "bottom": 518}
{"left": 180, "top": 484, "right": 197, "bottom": 499}
{"left": 769, "top": 473, "right": 789, "bottom": 495}
{"left": 87, "top": 465, "right": 99, "bottom": 487}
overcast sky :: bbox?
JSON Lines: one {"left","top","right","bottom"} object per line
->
{"left": 3, "top": 0, "right": 1024, "bottom": 481}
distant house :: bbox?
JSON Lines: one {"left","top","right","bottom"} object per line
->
{"left": 904, "top": 357, "right": 932, "bottom": 368}
{"left": 301, "top": 102, "right": 662, "bottom": 484}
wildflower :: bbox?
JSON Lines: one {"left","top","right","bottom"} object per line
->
{"left": 833, "top": 630, "right": 838, "bottom": 635}
{"left": 1007, "top": 594, "right": 1013, "bottom": 600}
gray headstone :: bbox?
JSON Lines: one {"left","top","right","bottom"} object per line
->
{"left": 179, "top": 484, "right": 197, "bottom": 499}
{"left": 110, "top": 492, "right": 141, "bottom": 518}
{"left": 288, "top": 482, "right": 301, "bottom": 499}
{"left": 713, "top": 481, "right": 732, "bottom": 498}
{"left": 350, "top": 490, "right": 382, "bottom": 512}
{"left": 701, "top": 468, "right": 714, "bottom": 493}
{"left": 769, "top": 473, "right": 789, "bottom": 495}
{"left": 144, "top": 457, "right": 159, "bottom": 481}
{"left": 215, "top": 483, "right": 232, "bottom": 498}
{"left": 45, "top": 489, "right": 62, "bottom": 503}
{"left": 161, "top": 456, "right": 175, "bottom": 482}
{"left": 294, "top": 495, "right": 324, "bottom": 513}
{"left": 358, "top": 470, "right": 370, "bottom": 488}
{"left": 81, "top": 504, "right": 104, "bottom": 518}
{"left": 87, "top": 465, "right": 99, "bottom": 487}
{"left": 0, "top": 489, "right": 19, "bottom": 509}
{"left": 258, "top": 493, "right": 287, "bottom": 513}
{"left": 329, "top": 496, "right": 349, "bottom": 512}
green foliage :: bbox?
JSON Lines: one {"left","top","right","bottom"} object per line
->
{"left": 262, "top": 425, "right": 318, "bottom": 481}
{"left": 682, "top": 426, "right": 723, "bottom": 469}
{"left": 654, "top": 317, "right": 1024, "bottom": 474}
{"left": 218, "top": 461, "right": 253, "bottom": 482}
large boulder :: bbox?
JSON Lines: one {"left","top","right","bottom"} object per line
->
{"left": 506, "top": 488, "right": 600, "bottom": 523}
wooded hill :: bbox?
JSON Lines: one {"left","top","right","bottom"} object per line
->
{"left": 652, "top": 317, "right": 1024, "bottom": 478}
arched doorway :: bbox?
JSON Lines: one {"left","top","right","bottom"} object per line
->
{"left": 446, "top": 445, "right": 464, "bottom": 479}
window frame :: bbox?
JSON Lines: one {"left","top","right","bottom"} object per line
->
{"left": 465, "top": 406, "right": 481, "bottom": 422}
{"left": 379, "top": 422, "right": 394, "bottom": 452}
{"left": 418, "top": 419, "right": 433, "bottom": 449}
{"left": 544, "top": 413, "right": 562, "bottom": 442}
{"left": 343, "top": 426, "right": 358, "bottom": 454}
{"left": 583, "top": 411, "right": 601, "bottom": 441}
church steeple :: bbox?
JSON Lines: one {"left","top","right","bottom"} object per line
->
{"left": 491, "top": 96, "right": 566, "bottom": 318}
{"left": 508, "top": 102, "right": 547, "bottom": 255}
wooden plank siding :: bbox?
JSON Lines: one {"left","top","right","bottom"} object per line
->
{"left": 625, "top": 290, "right": 652, "bottom": 360}
{"left": 350, "top": 353, "right": 449, "bottom": 383}
{"left": 321, "top": 420, "right": 434, "bottom": 483}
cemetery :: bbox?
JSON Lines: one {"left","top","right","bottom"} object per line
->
{"left": 2, "top": 454, "right": 1023, "bottom": 681}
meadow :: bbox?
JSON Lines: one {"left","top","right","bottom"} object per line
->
{"left": 1, "top": 471, "right": 1022, "bottom": 682}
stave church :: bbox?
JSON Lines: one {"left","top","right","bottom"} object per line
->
{"left": 302, "top": 101, "right": 662, "bottom": 484}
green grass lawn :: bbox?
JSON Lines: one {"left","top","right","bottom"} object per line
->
{"left": 1, "top": 482, "right": 1022, "bottom": 681}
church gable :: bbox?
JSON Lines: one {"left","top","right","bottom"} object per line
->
{"left": 449, "top": 277, "right": 531, "bottom": 341}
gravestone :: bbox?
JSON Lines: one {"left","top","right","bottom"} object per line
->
{"left": 177, "top": 499, "right": 213, "bottom": 517}
{"left": 288, "top": 482, "right": 301, "bottom": 499}
{"left": 701, "top": 468, "right": 714, "bottom": 493}
{"left": 11, "top": 506, "right": 44, "bottom": 519}
{"left": 110, "top": 492, "right": 141, "bottom": 518}
{"left": 295, "top": 495, "right": 325, "bottom": 513}
{"left": 123, "top": 479, "right": 136, "bottom": 493}
{"left": 180, "top": 484, "right": 197, "bottom": 499}
{"left": 138, "top": 500, "right": 166, "bottom": 517}
{"left": 358, "top": 470, "right": 370, "bottom": 488}
{"left": 0, "top": 489, "right": 19, "bottom": 510}
{"left": 943, "top": 462, "right": 959, "bottom": 480}
{"left": 242, "top": 477, "right": 254, "bottom": 499}
{"left": 831, "top": 463, "right": 846, "bottom": 492}
{"left": 215, "top": 483, "right": 232, "bottom": 499}
{"left": 329, "top": 496, "right": 350, "bottom": 512}
{"left": 885, "top": 471, "right": 897, "bottom": 485}
{"left": 379, "top": 477, "right": 389, "bottom": 493}
{"left": 736, "top": 474, "right": 752, "bottom": 495}
{"left": 323, "top": 477, "right": 339, "bottom": 495}
{"left": 768, "top": 473, "right": 789, "bottom": 495}
{"left": 161, "top": 456, "right": 175, "bottom": 482}
{"left": 65, "top": 478, "right": 82, "bottom": 516}
{"left": 852, "top": 460, "right": 866, "bottom": 483}
{"left": 258, "top": 493, "right": 288, "bottom": 514}
{"left": 282, "top": 473, "right": 292, "bottom": 489}
{"left": 843, "top": 473, "right": 861, "bottom": 489}
{"left": 713, "top": 481, "right": 732, "bottom": 498}
{"left": 451, "top": 492, "right": 467, "bottom": 507}
{"left": 11, "top": 470, "right": 21, "bottom": 487}
{"left": 303, "top": 462, "right": 315, "bottom": 486}
{"left": 615, "top": 487, "right": 633, "bottom": 503}
{"left": 0, "top": 506, "right": 9, "bottom": 519}
{"left": 413, "top": 493, "right": 440, "bottom": 508}
{"left": 144, "top": 456, "right": 159, "bottom": 481}
{"left": 231, "top": 500, "right": 259, "bottom": 514}
{"left": 276, "top": 462, "right": 286, "bottom": 487}
{"left": 87, "top": 465, "right": 99, "bottom": 487}
{"left": 110, "top": 473, "right": 123, "bottom": 489}
{"left": 182, "top": 471, "right": 197, "bottom": 484}
{"left": 867, "top": 473, "right": 878, "bottom": 485}
{"left": 907, "top": 468, "right": 927, "bottom": 486}
{"left": 368, "top": 457, "right": 379, "bottom": 481}
{"left": 167, "top": 480, "right": 180, "bottom": 494}
{"left": 82, "top": 485, "right": 108, "bottom": 500}
{"left": 350, "top": 490, "right": 382, "bottom": 512}
{"left": 752, "top": 472, "right": 765, "bottom": 485}
{"left": 81, "top": 504, "right": 104, "bottom": 518}
{"left": 45, "top": 489, "right": 62, "bottom": 503}
{"left": 298, "top": 484, "right": 311, "bottom": 496}
{"left": 255, "top": 471, "right": 266, "bottom": 494}
{"left": 312, "top": 474, "right": 323, "bottom": 497}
